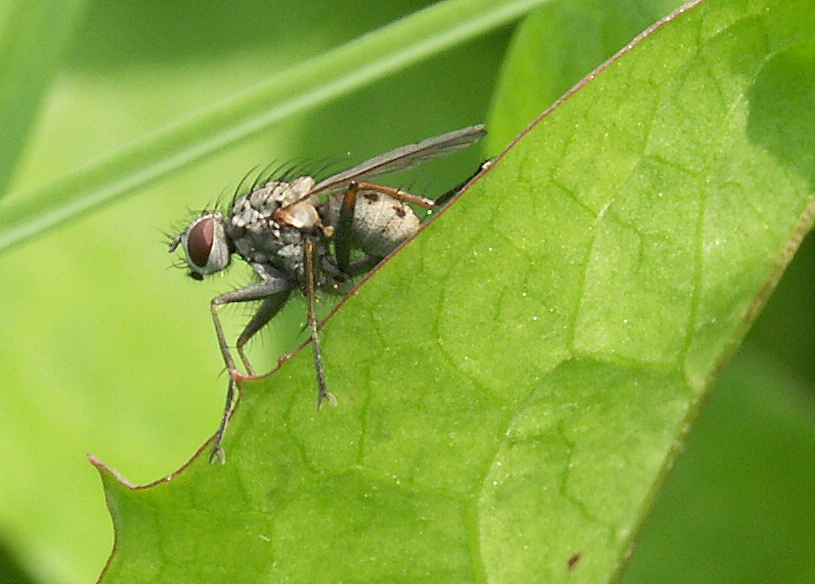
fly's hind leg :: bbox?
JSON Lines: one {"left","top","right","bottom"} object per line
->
{"left": 434, "top": 158, "right": 493, "bottom": 207}
{"left": 343, "top": 254, "right": 382, "bottom": 277}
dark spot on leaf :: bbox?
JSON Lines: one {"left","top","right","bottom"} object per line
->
{"left": 567, "top": 552, "right": 582, "bottom": 570}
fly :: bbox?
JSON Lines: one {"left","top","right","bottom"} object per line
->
{"left": 169, "top": 124, "right": 486, "bottom": 463}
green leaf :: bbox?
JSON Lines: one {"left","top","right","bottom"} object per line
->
{"left": 96, "top": 0, "right": 815, "bottom": 582}
{"left": 624, "top": 346, "right": 815, "bottom": 583}
{"left": 487, "top": 0, "right": 685, "bottom": 147}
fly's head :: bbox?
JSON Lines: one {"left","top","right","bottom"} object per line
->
{"left": 169, "top": 211, "right": 232, "bottom": 280}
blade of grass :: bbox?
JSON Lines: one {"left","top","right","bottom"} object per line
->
{"left": 0, "top": 0, "right": 89, "bottom": 196}
{"left": 0, "top": 0, "right": 550, "bottom": 254}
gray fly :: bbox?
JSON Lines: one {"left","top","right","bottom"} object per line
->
{"left": 170, "top": 124, "right": 486, "bottom": 463}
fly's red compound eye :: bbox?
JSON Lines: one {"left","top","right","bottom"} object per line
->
{"left": 173, "top": 212, "right": 231, "bottom": 277}
{"left": 186, "top": 216, "right": 215, "bottom": 269}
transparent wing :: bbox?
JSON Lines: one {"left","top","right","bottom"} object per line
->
{"left": 309, "top": 124, "right": 486, "bottom": 197}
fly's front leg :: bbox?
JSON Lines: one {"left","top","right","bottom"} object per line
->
{"left": 209, "top": 266, "right": 293, "bottom": 464}
{"left": 210, "top": 377, "right": 237, "bottom": 465}
{"left": 210, "top": 273, "right": 294, "bottom": 374}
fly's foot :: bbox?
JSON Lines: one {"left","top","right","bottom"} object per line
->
{"left": 318, "top": 390, "right": 337, "bottom": 410}
{"left": 209, "top": 375, "right": 240, "bottom": 465}
{"left": 209, "top": 445, "right": 226, "bottom": 465}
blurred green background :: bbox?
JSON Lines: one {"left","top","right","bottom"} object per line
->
{"left": 0, "top": 1, "right": 813, "bottom": 583}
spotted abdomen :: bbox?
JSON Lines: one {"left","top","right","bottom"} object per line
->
{"left": 334, "top": 191, "right": 422, "bottom": 258}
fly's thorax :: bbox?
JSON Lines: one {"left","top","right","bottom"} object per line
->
{"left": 225, "top": 175, "right": 342, "bottom": 289}
{"left": 227, "top": 177, "right": 313, "bottom": 265}
{"left": 230, "top": 176, "right": 315, "bottom": 230}
{"left": 244, "top": 229, "right": 341, "bottom": 289}
{"left": 322, "top": 190, "right": 421, "bottom": 258}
